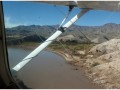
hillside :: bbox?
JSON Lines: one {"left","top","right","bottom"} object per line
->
{"left": 87, "top": 39, "right": 120, "bottom": 88}
{"left": 60, "top": 23, "right": 120, "bottom": 43}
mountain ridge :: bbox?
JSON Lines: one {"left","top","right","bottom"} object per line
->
{"left": 6, "top": 23, "right": 120, "bottom": 44}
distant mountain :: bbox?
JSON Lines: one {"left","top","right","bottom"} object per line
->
{"left": 7, "top": 34, "right": 46, "bottom": 45}
{"left": 57, "top": 23, "right": 120, "bottom": 43}
{"left": 6, "top": 25, "right": 57, "bottom": 38}
{"left": 5, "top": 23, "right": 120, "bottom": 44}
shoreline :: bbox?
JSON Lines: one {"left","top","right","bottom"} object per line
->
{"left": 50, "top": 49, "right": 102, "bottom": 87}
{"left": 50, "top": 49, "right": 104, "bottom": 88}
{"left": 8, "top": 45, "right": 103, "bottom": 88}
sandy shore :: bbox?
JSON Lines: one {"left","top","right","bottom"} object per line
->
{"left": 51, "top": 49, "right": 104, "bottom": 88}
{"left": 53, "top": 48, "right": 120, "bottom": 89}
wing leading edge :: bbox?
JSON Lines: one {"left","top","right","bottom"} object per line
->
{"left": 41, "top": 1, "right": 120, "bottom": 12}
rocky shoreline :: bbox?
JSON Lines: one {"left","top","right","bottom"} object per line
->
{"left": 51, "top": 50, "right": 104, "bottom": 87}
{"left": 51, "top": 39, "right": 120, "bottom": 89}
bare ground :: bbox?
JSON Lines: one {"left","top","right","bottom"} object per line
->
{"left": 53, "top": 39, "right": 120, "bottom": 89}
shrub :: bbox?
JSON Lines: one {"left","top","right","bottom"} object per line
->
{"left": 91, "top": 62, "right": 100, "bottom": 67}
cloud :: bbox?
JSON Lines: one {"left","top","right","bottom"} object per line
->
{"left": 4, "top": 16, "right": 28, "bottom": 28}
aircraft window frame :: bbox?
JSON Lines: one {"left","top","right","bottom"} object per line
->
{"left": 0, "top": 1, "right": 19, "bottom": 89}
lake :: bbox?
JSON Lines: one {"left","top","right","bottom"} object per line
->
{"left": 8, "top": 47, "right": 102, "bottom": 89}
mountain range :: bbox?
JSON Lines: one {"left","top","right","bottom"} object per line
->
{"left": 6, "top": 23, "right": 120, "bottom": 45}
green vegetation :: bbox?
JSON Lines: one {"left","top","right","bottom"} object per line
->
{"left": 48, "top": 41, "right": 94, "bottom": 52}
{"left": 91, "top": 62, "right": 100, "bottom": 67}
{"left": 20, "top": 42, "right": 40, "bottom": 46}
{"left": 49, "top": 44, "right": 64, "bottom": 50}
{"left": 8, "top": 42, "right": 40, "bottom": 49}
{"left": 8, "top": 40, "right": 94, "bottom": 54}
{"left": 69, "top": 44, "right": 94, "bottom": 50}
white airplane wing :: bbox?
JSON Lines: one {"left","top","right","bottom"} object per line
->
{"left": 41, "top": 1, "right": 120, "bottom": 12}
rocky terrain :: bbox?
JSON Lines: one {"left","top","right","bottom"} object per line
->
{"left": 88, "top": 39, "right": 120, "bottom": 88}
{"left": 59, "top": 39, "right": 120, "bottom": 89}
{"left": 58, "top": 23, "right": 120, "bottom": 43}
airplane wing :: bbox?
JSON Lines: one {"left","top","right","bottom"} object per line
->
{"left": 41, "top": 1, "right": 120, "bottom": 12}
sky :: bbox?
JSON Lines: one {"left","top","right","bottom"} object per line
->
{"left": 3, "top": 1, "right": 120, "bottom": 28}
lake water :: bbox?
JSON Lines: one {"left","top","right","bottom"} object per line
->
{"left": 8, "top": 47, "right": 102, "bottom": 89}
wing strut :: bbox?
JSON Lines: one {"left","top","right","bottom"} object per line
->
{"left": 59, "top": 5, "right": 74, "bottom": 27}
{"left": 13, "top": 8, "right": 90, "bottom": 71}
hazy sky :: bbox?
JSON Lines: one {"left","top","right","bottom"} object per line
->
{"left": 3, "top": 1, "right": 120, "bottom": 28}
